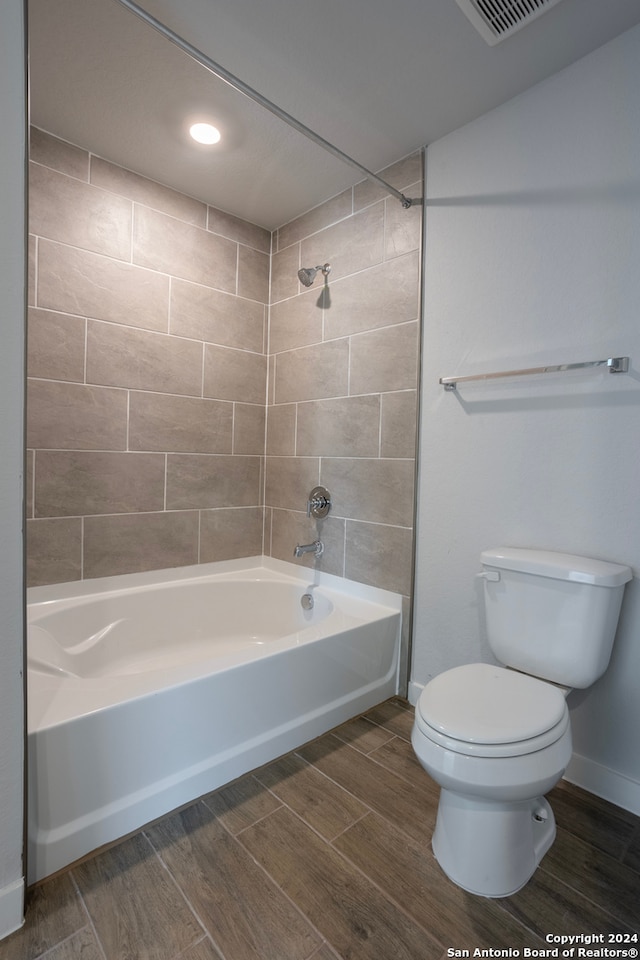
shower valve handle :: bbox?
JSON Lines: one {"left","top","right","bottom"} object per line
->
{"left": 306, "top": 486, "right": 332, "bottom": 519}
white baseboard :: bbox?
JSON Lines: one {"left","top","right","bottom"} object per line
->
{"left": 407, "top": 680, "right": 424, "bottom": 705}
{"left": 0, "top": 877, "right": 24, "bottom": 942}
{"left": 564, "top": 753, "right": 640, "bottom": 816}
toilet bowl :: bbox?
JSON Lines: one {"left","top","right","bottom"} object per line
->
{"left": 411, "top": 546, "right": 632, "bottom": 898}
{"left": 412, "top": 663, "right": 573, "bottom": 897}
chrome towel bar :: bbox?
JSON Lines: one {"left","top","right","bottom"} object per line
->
{"left": 440, "top": 356, "right": 630, "bottom": 391}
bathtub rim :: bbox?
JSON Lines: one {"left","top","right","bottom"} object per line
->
{"left": 27, "top": 555, "right": 404, "bottom": 612}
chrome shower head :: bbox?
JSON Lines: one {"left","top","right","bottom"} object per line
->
{"left": 298, "top": 263, "right": 331, "bottom": 287}
{"left": 297, "top": 267, "right": 317, "bottom": 287}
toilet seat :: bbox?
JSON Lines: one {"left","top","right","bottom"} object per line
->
{"left": 416, "top": 663, "right": 569, "bottom": 759}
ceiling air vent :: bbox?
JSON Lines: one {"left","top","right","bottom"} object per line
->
{"left": 453, "top": 0, "right": 565, "bottom": 46}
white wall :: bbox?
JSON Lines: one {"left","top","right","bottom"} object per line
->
{"left": 413, "top": 24, "right": 640, "bottom": 814}
{"left": 0, "top": 0, "right": 26, "bottom": 938}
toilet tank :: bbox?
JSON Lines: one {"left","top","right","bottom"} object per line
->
{"left": 481, "top": 548, "right": 632, "bottom": 688}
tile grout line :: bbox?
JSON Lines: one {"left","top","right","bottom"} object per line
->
{"left": 304, "top": 737, "right": 546, "bottom": 951}
{"left": 169, "top": 933, "right": 215, "bottom": 960}
{"left": 619, "top": 820, "right": 640, "bottom": 872}
{"left": 236, "top": 758, "right": 450, "bottom": 957}
{"left": 327, "top": 809, "right": 371, "bottom": 846}
{"left": 537, "top": 841, "right": 640, "bottom": 931}
{"left": 295, "top": 727, "right": 543, "bottom": 948}
{"left": 287, "top": 745, "right": 380, "bottom": 817}
{"left": 30, "top": 926, "right": 97, "bottom": 960}
{"left": 200, "top": 778, "right": 286, "bottom": 831}
{"left": 212, "top": 802, "right": 335, "bottom": 960}
{"left": 322, "top": 809, "right": 450, "bottom": 955}
{"left": 68, "top": 872, "right": 109, "bottom": 960}
{"left": 307, "top": 939, "right": 344, "bottom": 960}
{"left": 143, "top": 816, "right": 231, "bottom": 960}
{"left": 293, "top": 733, "right": 441, "bottom": 851}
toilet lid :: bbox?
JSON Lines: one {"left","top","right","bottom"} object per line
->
{"left": 417, "top": 663, "right": 568, "bottom": 748}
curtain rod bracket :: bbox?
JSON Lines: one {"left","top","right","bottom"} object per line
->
{"left": 401, "top": 196, "right": 424, "bottom": 209}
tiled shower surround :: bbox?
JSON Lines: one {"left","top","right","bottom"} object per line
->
{"left": 27, "top": 127, "right": 422, "bottom": 599}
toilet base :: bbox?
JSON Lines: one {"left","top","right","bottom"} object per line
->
{"left": 432, "top": 789, "right": 556, "bottom": 898}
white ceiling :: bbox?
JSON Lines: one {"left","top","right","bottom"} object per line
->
{"left": 29, "top": 0, "right": 640, "bottom": 230}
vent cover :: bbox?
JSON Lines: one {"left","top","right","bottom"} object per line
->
{"left": 453, "top": 0, "right": 565, "bottom": 45}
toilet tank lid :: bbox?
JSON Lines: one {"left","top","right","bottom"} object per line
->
{"left": 481, "top": 548, "right": 632, "bottom": 587}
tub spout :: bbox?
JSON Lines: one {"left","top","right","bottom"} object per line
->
{"left": 294, "top": 540, "right": 324, "bottom": 559}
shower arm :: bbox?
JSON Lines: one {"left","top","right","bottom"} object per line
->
{"left": 113, "top": 0, "right": 423, "bottom": 210}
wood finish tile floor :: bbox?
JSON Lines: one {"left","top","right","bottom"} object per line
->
{"left": 4, "top": 698, "right": 639, "bottom": 960}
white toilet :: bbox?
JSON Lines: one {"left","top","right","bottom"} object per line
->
{"left": 411, "top": 547, "right": 632, "bottom": 898}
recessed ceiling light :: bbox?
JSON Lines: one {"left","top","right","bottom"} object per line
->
{"left": 189, "top": 122, "right": 221, "bottom": 145}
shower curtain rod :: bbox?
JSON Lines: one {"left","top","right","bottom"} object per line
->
{"left": 113, "top": 0, "right": 423, "bottom": 210}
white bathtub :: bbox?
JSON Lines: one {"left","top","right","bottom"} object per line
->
{"left": 27, "top": 557, "right": 402, "bottom": 883}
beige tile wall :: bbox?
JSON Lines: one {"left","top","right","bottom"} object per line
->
{"left": 27, "top": 128, "right": 269, "bottom": 585}
{"left": 27, "top": 126, "right": 422, "bottom": 604}
{"left": 266, "top": 153, "right": 422, "bottom": 598}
